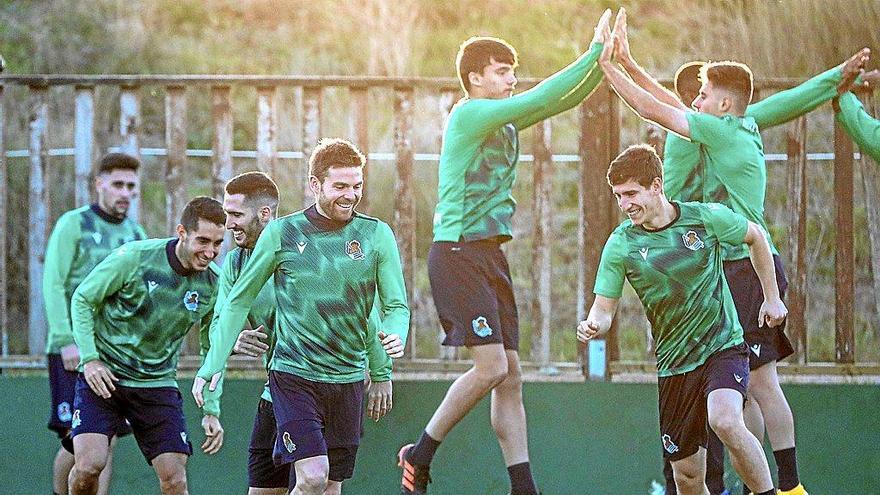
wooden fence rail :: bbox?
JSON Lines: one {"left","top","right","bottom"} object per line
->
{"left": 0, "top": 74, "right": 876, "bottom": 379}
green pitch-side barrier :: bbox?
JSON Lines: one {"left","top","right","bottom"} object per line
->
{"left": 2, "top": 377, "right": 878, "bottom": 494}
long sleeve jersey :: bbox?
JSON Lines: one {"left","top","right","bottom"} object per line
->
{"left": 836, "top": 91, "right": 880, "bottom": 162}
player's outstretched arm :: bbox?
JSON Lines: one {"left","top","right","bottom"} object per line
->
{"left": 743, "top": 221, "right": 787, "bottom": 328}
{"left": 598, "top": 28, "right": 690, "bottom": 138}
{"left": 577, "top": 296, "right": 618, "bottom": 342}
{"left": 746, "top": 48, "right": 870, "bottom": 129}
{"left": 612, "top": 8, "right": 688, "bottom": 111}
{"left": 835, "top": 88, "right": 880, "bottom": 162}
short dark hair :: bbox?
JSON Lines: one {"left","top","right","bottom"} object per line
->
{"left": 699, "top": 61, "right": 754, "bottom": 110}
{"left": 674, "top": 61, "right": 704, "bottom": 104}
{"left": 97, "top": 153, "right": 140, "bottom": 174}
{"left": 180, "top": 196, "right": 225, "bottom": 232}
{"left": 456, "top": 36, "right": 518, "bottom": 94}
{"left": 225, "top": 171, "right": 279, "bottom": 208}
{"left": 308, "top": 138, "right": 365, "bottom": 183}
{"left": 607, "top": 144, "right": 664, "bottom": 189}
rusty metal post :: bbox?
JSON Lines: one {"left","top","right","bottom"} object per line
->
{"left": 119, "top": 86, "right": 141, "bottom": 223}
{"left": 74, "top": 85, "right": 95, "bottom": 206}
{"left": 531, "top": 119, "right": 553, "bottom": 371}
{"left": 28, "top": 85, "right": 50, "bottom": 354}
{"left": 833, "top": 118, "right": 855, "bottom": 363}
{"left": 785, "top": 116, "right": 808, "bottom": 363}
{"left": 165, "top": 85, "right": 188, "bottom": 235}
{"left": 256, "top": 86, "right": 278, "bottom": 178}
{"left": 0, "top": 85, "right": 7, "bottom": 356}
{"left": 349, "top": 86, "right": 370, "bottom": 212}
{"left": 393, "top": 87, "right": 416, "bottom": 357}
{"left": 301, "top": 86, "right": 322, "bottom": 207}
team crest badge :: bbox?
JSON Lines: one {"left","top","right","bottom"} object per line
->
{"left": 71, "top": 410, "right": 81, "bottom": 429}
{"left": 662, "top": 434, "right": 679, "bottom": 454}
{"left": 283, "top": 432, "right": 297, "bottom": 453}
{"left": 57, "top": 402, "right": 72, "bottom": 422}
{"left": 183, "top": 291, "right": 199, "bottom": 311}
{"left": 681, "top": 230, "right": 705, "bottom": 251}
{"left": 346, "top": 239, "right": 365, "bottom": 260}
{"left": 472, "top": 316, "right": 493, "bottom": 338}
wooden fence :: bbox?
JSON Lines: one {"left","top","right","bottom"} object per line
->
{"left": 0, "top": 74, "right": 877, "bottom": 380}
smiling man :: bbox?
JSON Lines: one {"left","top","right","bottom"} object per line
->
{"left": 196, "top": 139, "right": 409, "bottom": 495}
{"left": 42, "top": 153, "right": 147, "bottom": 495}
{"left": 67, "top": 196, "right": 226, "bottom": 495}
{"left": 578, "top": 144, "right": 786, "bottom": 495}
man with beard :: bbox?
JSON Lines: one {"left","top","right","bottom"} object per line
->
{"left": 43, "top": 153, "right": 147, "bottom": 495}
{"left": 192, "top": 171, "right": 396, "bottom": 495}
{"left": 196, "top": 139, "right": 409, "bottom": 495}
{"left": 67, "top": 197, "right": 226, "bottom": 495}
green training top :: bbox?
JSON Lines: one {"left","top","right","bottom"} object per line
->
{"left": 594, "top": 202, "right": 747, "bottom": 377}
{"left": 433, "top": 42, "right": 604, "bottom": 242}
{"left": 686, "top": 112, "right": 778, "bottom": 261}
{"left": 837, "top": 91, "right": 880, "bottom": 162}
{"left": 43, "top": 204, "right": 147, "bottom": 353}
{"left": 664, "top": 65, "right": 845, "bottom": 202}
{"left": 71, "top": 238, "right": 219, "bottom": 392}
{"left": 198, "top": 206, "right": 410, "bottom": 385}
{"left": 209, "top": 245, "right": 393, "bottom": 404}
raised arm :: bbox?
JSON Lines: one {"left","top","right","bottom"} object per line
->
{"left": 835, "top": 89, "right": 880, "bottom": 162}
{"left": 613, "top": 8, "right": 688, "bottom": 111}
{"left": 598, "top": 28, "right": 691, "bottom": 137}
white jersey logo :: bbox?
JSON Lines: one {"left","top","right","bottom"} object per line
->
{"left": 183, "top": 291, "right": 200, "bottom": 311}
{"left": 750, "top": 344, "right": 761, "bottom": 357}
{"left": 297, "top": 241, "right": 307, "bottom": 254}
{"left": 147, "top": 280, "right": 158, "bottom": 294}
{"left": 639, "top": 247, "right": 649, "bottom": 260}
{"left": 91, "top": 232, "right": 102, "bottom": 245}
{"left": 682, "top": 230, "right": 705, "bottom": 251}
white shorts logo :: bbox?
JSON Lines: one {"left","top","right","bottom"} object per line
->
{"left": 750, "top": 344, "right": 761, "bottom": 357}
{"left": 472, "top": 316, "right": 493, "bottom": 338}
{"left": 71, "top": 410, "right": 81, "bottom": 429}
{"left": 57, "top": 401, "right": 72, "bottom": 422}
{"left": 662, "top": 434, "right": 679, "bottom": 454}
{"left": 283, "top": 431, "right": 297, "bottom": 453}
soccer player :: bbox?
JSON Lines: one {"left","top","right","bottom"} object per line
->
{"left": 396, "top": 10, "right": 613, "bottom": 495}
{"left": 67, "top": 196, "right": 226, "bottom": 495}
{"left": 195, "top": 138, "right": 409, "bottom": 495}
{"left": 607, "top": 11, "right": 869, "bottom": 494}
{"left": 192, "top": 171, "right": 397, "bottom": 495}
{"left": 42, "top": 152, "right": 146, "bottom": 495}
{"left": 579, "top": 144, "right": 787, "bottom": 495}
{"left": 835, "top": 70, "right": 880, "bottom": 162}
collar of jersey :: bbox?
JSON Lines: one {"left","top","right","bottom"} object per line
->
{"left": 639, "top": 201, "right": 682, "bottom": 233}
{"left": 166, "top": 238, "right": 196, "bottom": 277}
{"left": 305, "top": 204, "right": 353, "bottom": 232}
{"left": 90, "top": 203, "right": 126, "bottom": 225}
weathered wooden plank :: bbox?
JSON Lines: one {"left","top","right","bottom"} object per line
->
{"left": 833, "top": 118, "right": 855, "bottom": 363}
{"left": 165, "top": 85, "right": 187, "bottom": 235}
{"left": 301, "top": 86, "right": 322, "bottom": 207}
{"left": 393, "top": 87, "right": 416, "bottom": 358}
{"left": 349, "top": 86, "right": 370, "bottom": 212}
{"left": 856, "top": 92, "right": 880, "bottom": 337}
{"left": 211, "top": 86, "right": 233, "bottom": 199}
{"left": 256, "top": 86, "right": 277, "bottom": 178}
{"left": 0, "top": 85, "right": 7, "bottom": 356}
{"left": 531, "top": 119, "right": 552, "bottom": 370}
{"left": 786, "top": 116, "right": 808, "bottom": 363}
{"left": 119, "top": 86, "right": 141, "bottom": 222}
{"left": 28, "top": 85, "right": 49, "bottom": 354}
{"left": 74, "top": 85, "right": 95, "bottom": 206}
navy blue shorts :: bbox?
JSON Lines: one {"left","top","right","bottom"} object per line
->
{"left": 724, "top": 255, "right": 794, "bottom": 370}
{"left": 248, "top": 398, "right": 291, "bottom": 489}
{"left": 269, "top": 371, "right": 362, "bottom": 482}
{"left": 71, "top": 375, "right": 192, "bottom": 464}
{"left": 428, "top": 240, "right": 520, "bottom": 349}
{"left": 47, "top": 354, "right": 131, "bottom": 439}
{"left": 657, "top": 343, "right": 750, "bottom": 461}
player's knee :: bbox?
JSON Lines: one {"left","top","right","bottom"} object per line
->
{"left": 474, "top": 361, "right": 509, "bottom": 388}
{"left": 73, "top": 455, "right": 107, "bottom": 479}
{"left": 708, "top": 410, "right": 741, "bottom": 441}
{"left": 297, "top": 471, "right": 328, "bottom": 493}
{"left": 157, "top": 469, "right": 187, "bottom": 495}
{"left": 673, "top": 467, "right": 703, "bottom": 492}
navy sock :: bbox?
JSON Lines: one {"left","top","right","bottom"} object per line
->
{"left": 773, "top": 447, "right": 800, "bottom": 491}
{"left": 756, "top": 490, "right": 775, "bottom": 495}
{"left": 742, "top": 485, "right": 751, "bottom": 495}
{"left": 507, "top": 462, "right": 538, "bottom": 495}
{"left": 408, "top": 430, "right": 441, "bottom": 466}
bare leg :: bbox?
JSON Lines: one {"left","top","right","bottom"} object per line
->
{"left": 290, "top": 456, "right": 329, "bottom": 495}
{"left": 95, "top": 435, "right": 119, "bottom": 495}
{"left": 743, "top": 391, "right": 765, "bottom": 445}
{"left": 707, "top": 389, "right": 773, "bottom": 493}
{"left": 249, "top": 488, "right": 288, "bottom": 495}
{"left": 53, "top": 446, "right": 76, "bottom": 495}
{"left": 69, "top": 433, "right": 110, "bottom": 495}
{"left": 152, "top": 452, "right": 188, "bottom": 495}
{"left": 748, "top": 361, "right": 795, "bottom": 450}
{"left": 322, "top": 480, "right": 342, "bottom": 495}
{"left": 671, "top": 448, "right": 710, "bottom": 495}
{"left": 490, "top": 350, "right": 530, "bottom": 466}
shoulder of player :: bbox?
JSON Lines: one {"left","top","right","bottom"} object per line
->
{"left": 54, "top": 205, "right": 91, "bottom": 229}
